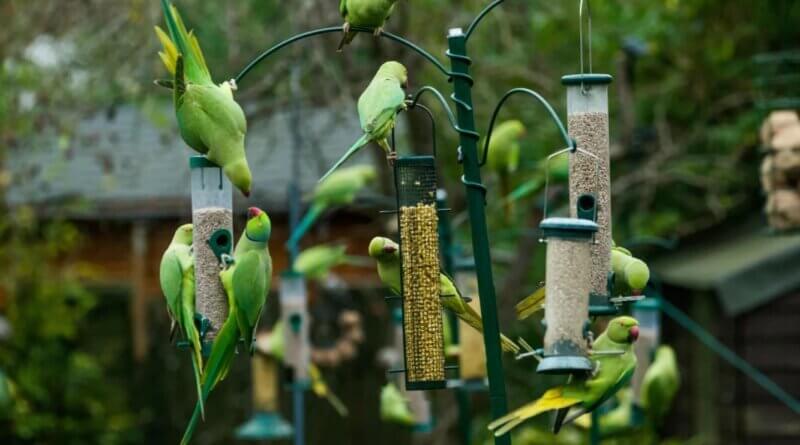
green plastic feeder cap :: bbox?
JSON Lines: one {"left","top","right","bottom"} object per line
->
{"left": 235, "top": 412, "right": 294, "bottom": 440}
{"left": 540, "top": 217, "right": 598, "bottom": 241}
{"left": 189, "top": 155, "right": 222, "bottom": 169}
{"left": 561, "top": 73, "right": 613, "bottom": 86}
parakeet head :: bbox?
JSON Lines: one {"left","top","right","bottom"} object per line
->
{"left": 606, "top": 316, "right": 640, "bottom": 344}
{"left": 624, "top": 259, "right": 650, "bottom": 294}
{"left": 225, "top": 159, "right": 253, "bottom": 197}
{"left": 654, "top": 345, "right": 676, "bottom": 364}
{"left": 368, "top": 236, "right": 399, "bottom": 260}
{"left": 379, "top": 61, "right": 409, "bottom": 89}
{"left": 499, "top": 120, "right": 526, "bottom": 139}
{"left": 245, "top": 207, "right": 271, "bottom": 242}
{"left": 172, "top": 223, "right": 193, "bottom": 245}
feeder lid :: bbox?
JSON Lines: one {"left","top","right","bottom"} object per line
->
{"left": 189, "top": 155, "right": 222, "bottom": 169}
{"left": 561, "top": 73, "right": 613, "bottom": 86}
{"left": 633, "top": 297, "right": 661, "bottom": 311}
{"left": 540, "top": 217, "right": 598, "bottom": 239}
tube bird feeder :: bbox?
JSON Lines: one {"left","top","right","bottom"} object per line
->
{"left": 537, "top": 194, "right": 599, "bottom": 375}
{"left": 280, "top": 271, "right": 310, "bottom": 382}
{"left": 563, "top": 74, "right": 616, "bottom": 315}
{"left": 190, "top": 156, "right": 233, "bottom": 345}
{"left": 454, "top": 259, "right": 486, "bottom": 382}
{"left": 235, "top": 354, "right": 294, "bottom": 441}
{"left": 395, "top": 155, "right": 446, "bottom": 390}
{"left": 630, "top": 297, "right": 661, "bottom": 418}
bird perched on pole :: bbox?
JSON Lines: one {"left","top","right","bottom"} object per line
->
{"left": 154, "top": 0, "right": 252, "bottom": 197}
{"left": 319, "top": 62, "right": 408, "bottom": 182}
{"left": 159, "top": 224, "right": 204, "bottom": 417}
{"left": 180, "top": 207, "right": 272, "bottom": 445}
{"left": 488, "top": 316, "right": 639, "bottom": 437}
{"left": 368, "top": 236, "right": 519, "bottom": 354}
{"left": 338, "top": 0, "right": 399, "bottom": 51}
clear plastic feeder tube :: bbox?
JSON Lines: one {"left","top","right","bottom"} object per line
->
{"left": 190, "top": 156, "right": 233, "bottom": 341}
{"left": 454, "top": 261, "right": 487, "bottom": 381}
{"left": 280, "top": 271, "right": 309, "bottom": 381}
{"left": 252, "top": 354, "right": 279, "bottom": 412}
{"left": 563, "top": 74, "right": 614, "bottom": 309}
{"left": 631, "top": 298, "right": 662, "bottom": 407}
{"left": 537, "top": 215, "right": 598, "bottom": 375}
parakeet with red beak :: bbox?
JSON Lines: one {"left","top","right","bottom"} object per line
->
{"left": 155, "top": 0, "right": 252, "bottom": 197}
{"left": 368, "top": 236, "right": 519, "bottom": 354}
{"left": 319, "top": 62, "right": 408, "bottom": 182}
{"left": 488, "top": 316, "right": 639, "bottom": 437}
{"left": 181, "top": 207, "right": 272, "bottom": 445}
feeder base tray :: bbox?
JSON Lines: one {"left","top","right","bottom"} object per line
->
{"left": 235, "top": 412, "right": 294, "bottom": 440}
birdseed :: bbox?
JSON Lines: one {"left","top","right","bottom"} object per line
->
{"left": 193, "top": 206, "right": 232, "bottom": 341}
{"left": 544, "top": 238, "right": 592, "bottom": 353}
{"left": 568, "top": 111, "right": 612, "bottom": 298}
{"left": 399, "top": 203, "right": 445, "bottom": 383}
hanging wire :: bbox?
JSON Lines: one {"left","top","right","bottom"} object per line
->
{"left": 579, "top": 0, "right": 593, "bottom": 93}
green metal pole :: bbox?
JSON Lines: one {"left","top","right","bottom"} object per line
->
{"left": 590, "top": 410, "right": 600, "bottom": 445}
{"left": 447, "top": 27, "right": 511, "bottom": 445}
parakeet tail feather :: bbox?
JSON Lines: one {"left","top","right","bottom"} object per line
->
{"left": 318, "top": 133, "right": 371, "bottom": 183}
{"left": 488, "top": 388, "right": 579, "bottom": 437}
{"left": 516, "top": 286, "right": 546, "bottom": 320}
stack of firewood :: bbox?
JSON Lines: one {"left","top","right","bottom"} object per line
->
{"left": 761, "top": 111, "right": 800, "bottom": 230}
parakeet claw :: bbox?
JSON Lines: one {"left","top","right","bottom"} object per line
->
{"left": 374, "top": 27, "right": 383, "bottom": 37}
{"left": 227, "top": 78, "right": 238, "bottom": 91}
{"left": 342, "top": 22, "right": 351, "bottom": 34}
{"left": 221, "top": 253, "right": 235, "bottom": 268}
{"left": 387, "top": 152, "right": 398, "bottom": 165}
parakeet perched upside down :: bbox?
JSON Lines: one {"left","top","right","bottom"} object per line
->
{"left": 488, "top": 316, "right": 639, "bottom": 437}
{"left": 338, "top": 0, "right": 399, "bottom": 50}
{"left": 287, "top": 165, "right": 376, "bottom": 248}
{"left": 319, "top": 62, "right": 408, "bottom": 182}
{"left": 368, "top": 236, "right": 519, "bottom": 354}
{"left": 155, "top": 0, "right": 253, "bottom": 197}
{"left": 159, "top": 223, "right": 204, "bottom": 417}
{"left": 181, "top": 207, "right": 272, "bottom": 445}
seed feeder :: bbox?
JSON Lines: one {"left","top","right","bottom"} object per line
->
{"left": 453, "top": 257, "right": 487, "bottom": 383}
{"left": 537, "top": 147, "right": 600, "bottom": 375}
{"left": 280, "top": 271, "right": 310, "bottom": 382}
{"left": 393, "top": 155, "right": 446, "bottom": 390}
{"left": 190, "top": 156, "right": 233, "bottom": 346}
{"left": 235, "top": 354, "right": 294, "bottom": 441}
{"left": 630, "top": 296, "right": 661, "bottom": 424}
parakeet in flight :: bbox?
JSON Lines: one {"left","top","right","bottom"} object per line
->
{"left": 319, "top": 62, "right": 408, "bottom": 182}
{"left": 287, "top": 165, "right": 376, "bottom": 247}
{"left": 159, "top": 223, "right": 204, "bottom": 417}
{"left": 640, "top": 345, "right": 680, "bottom": 426}
{"left": 485, "top": 120, "right": 525, "bottom": 219}
{"left": 338, "top": 0, "right": 399, "bottom": 50}
{"left": 181, "top": 207, "right": 272, "bottom": 445}
{"left": 368, "top": 236, "right": 519, "bottom": 354}
{"left": 488, "top": 316, "right": 639, "bottom": 437}
{"left": 155, "top": 0, "right": 253, "bottom": 197}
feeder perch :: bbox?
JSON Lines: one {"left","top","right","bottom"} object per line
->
{"left": 280, "top": 271, "right": 310, "bottom": 381}
{"left": 394, "top": 155, "right": 446, "bottom": 391}
{"left": 537, "top": 195, "right": 599, "bottom": 375}
{"left": 190, "top": 156, "right": 233, "bottom": 343}
{"left": 630, "top": 297, "right": 661, "bottom": 420}
{"left": 453, "top": 258, "right": 487, "bottom": 382}
{"left": 235, "top": 354, "right": 294, "bottom": 441}
{"left": 563, "top": 74, "right": 617, "bottom": 316}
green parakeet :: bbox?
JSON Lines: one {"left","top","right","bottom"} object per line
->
{"left": 485, "top": 120, "right": 525, "bottom": 219}
{"left": 319, "top": 61, "right": 408, "bottom": 182}
{"left": 640, "top": 345, "right": 680, "bottom": 426}
{"left": 181, "top": 207, "right": 272, "bottom": 445}
{"left": 338, "top": 0, "right": 399, "bottom": 50}
{"left": 368, "top": 236, "right": 519, "bottom": 354}
{"left": 611, "top": 247, "right": 650, "bottom": 296}
{"left": 258, "top": 321, "right": 349, "bottom": 417}
{"left": 488, "top": 316, "right": 639, "bottom": 437}
{"left": 0, "top": 369, "right": 15, "bottom": 419}
{"left": 294, "top": 244, "right": 348, "bottom": 280}
{"left": 155, "top": 1, "right": 252, "bottom": 197}
{"left": 502, "top": 152, "right": 569, "bottom": 205}
{"left": 380, "top": 382, "right": 415, "bottom": 426}
{"left": 159, "top": 223, "right": 204, "bottom": 417}
{"left": 288, "top": 165, "right": 377, "bottom": 247}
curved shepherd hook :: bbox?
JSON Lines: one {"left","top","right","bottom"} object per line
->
{"left": 235, "top": 26, "right": 453, "bottom": 85}
{"left": 480, "top": 88, "right": 575, "bottom": 167}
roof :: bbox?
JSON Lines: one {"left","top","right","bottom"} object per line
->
{"left": 5, "top": 103, "right": 381, "bottom": 219}
{"left": 651, "top": 216, "right": 800, "bottom": 315}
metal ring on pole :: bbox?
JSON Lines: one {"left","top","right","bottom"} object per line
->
{"left": 479, "top": 88, "right": 574, "bottom": 167}
{"left": 235, "top": 26, "right": 453, "bottom": 85}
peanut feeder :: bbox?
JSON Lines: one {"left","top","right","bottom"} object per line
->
{"left": 190, "top": 156, "right": 233, "bottom": 344}
{"left": 395, "top": 156, "right": 446, "bottom": 390}
{"left": 537, "top": 195, "right": 599, "bottom": 375}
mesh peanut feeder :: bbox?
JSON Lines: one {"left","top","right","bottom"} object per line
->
{"left": 537, "top": 148, "right": 600, "bottom": 375}
{"left": 190, "top": 156, "right": 233, "bottom": 345}
{"left": 394, "top": 155, "right": 446, "bottom": 390}
{"left": 280, "top": 271, "right": 310, "bottom": 381}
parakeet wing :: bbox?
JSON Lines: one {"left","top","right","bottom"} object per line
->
{"left": 159, "top": 0, "right": 213, "bottom": 85}
{"left": 160, "top": 250, "right": 183, "bottom": 321}
{"left": 358, "top": 78, "right": 405, "bottom": 136}
{"left": 339, "top": 0, "right": 347, "bottom": 17}
{"left": 232, "top": 251, "right": 268, "bottom": 352}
